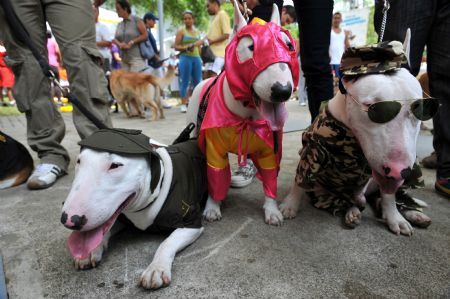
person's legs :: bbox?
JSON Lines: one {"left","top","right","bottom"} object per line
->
{"left": 178, "top": 55, "right": 193, "bottom": 112}
{"left": 374, "top": 0, "right": 432, "bottom": 76}
{"left": 427, "top": 1, "right": 450, "bottom": 196}
{"left": 294, "top": 0, "right": 334, "bottom": 122}
{"left": 191, "top": 57, "right": 203, "bottom": 90}
{"left": 0, "top": 1, "right": 70, "bottom": 175}
{"left": 45, "top": 0, "right": 112, "bottom": 140}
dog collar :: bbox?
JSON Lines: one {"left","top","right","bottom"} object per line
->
{"left": 78, "top": 128, "right": 161, "bottom": 193}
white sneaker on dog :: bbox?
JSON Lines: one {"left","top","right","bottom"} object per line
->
{"left": 230, "top": 159, "right": 256, "bottom": 188}
{"left": 27, "top": 163, "right": 63, "bottom": 190}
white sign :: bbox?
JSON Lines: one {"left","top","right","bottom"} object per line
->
{"left": 341, "top": 8, "right": 370, "bottom": 47}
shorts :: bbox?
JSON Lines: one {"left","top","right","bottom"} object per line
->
{"left": 204, "top": 57, "right": 224, "bottom": 75}
{"left": 0, "top": 66, "right": 14, "bottom": 88}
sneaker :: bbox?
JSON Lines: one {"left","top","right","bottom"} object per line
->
{"left": 162, "top": 100, "right": 172, "bottom": 109}
{"left": 435, "top": 177, "right": 450, "bottom": 198}
{"left": 299, "top": 101, "right": 307, "bottom": 106}
{"left": 180, "top": 104, "right": 187, "bottom": 113}
{"left": 421, "top": 151, "right": 437, "bottom": 169}
{"left": 230, "top": 159, "right": 257, "bottom": 188}
{"left": 27, "top": 163, "right": 63, "bottom": 190}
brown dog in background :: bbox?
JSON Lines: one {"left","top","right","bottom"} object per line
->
{"left": 110, "top": 65, "right": 175, "bottom": 121}
{"left": 0, "top": 131, "right": 34, "bottom": 189}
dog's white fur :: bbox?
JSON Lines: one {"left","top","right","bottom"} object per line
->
{"left": 62, "top": 146, "right": 203, "bottom": 289}
{"left": 187, "top": 1, "right": 294, "bottom": 226}
{"left": 281, "top": 34, "right": 422, "bottom": 236}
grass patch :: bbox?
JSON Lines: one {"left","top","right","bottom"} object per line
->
{"left": 0, "top": 106, "right": 21, "bottom": 116}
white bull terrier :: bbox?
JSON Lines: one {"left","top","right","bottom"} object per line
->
{"left": 280, "top": 35, "right": 438, "bottom": 235}
{"left": 186, "top": 1, "right": 299, "bottom": 225}
{"left": 61, "top": 130, "right": 207, "bottom": 289}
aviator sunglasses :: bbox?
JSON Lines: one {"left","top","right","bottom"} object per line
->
{"left": 346, "top": 92, "right": 439, "bottom": 124}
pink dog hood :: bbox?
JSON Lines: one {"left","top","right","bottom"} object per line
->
{"left": 225, "top": 21, "right": 299, "bottom": 104}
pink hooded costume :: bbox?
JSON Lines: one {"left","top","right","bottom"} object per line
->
{"left": 197, "top": 21, "right": 299, "bottom": 201}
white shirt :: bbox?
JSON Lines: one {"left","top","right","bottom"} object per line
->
{"left": 95, "top": 22, "right": 112, "bottom": 60}
{"left": 329, "top": 29, "right": 346, "bottom": 65}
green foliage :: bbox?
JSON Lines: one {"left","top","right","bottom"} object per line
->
{"left": 104, "top": 0, "right": 228, "bottom": 32}
{"left": 284, "top": 23, "right": 299, "bottom": 40}
{"left": 366, "top": 5, "right": 378, "bottom": 45}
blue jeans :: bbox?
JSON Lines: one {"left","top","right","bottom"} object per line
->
{"left": 179, "top": 55, "right": 202, "bottom": 98}
{"left": 331, "top": 64, "right": 341, "bottom": 78}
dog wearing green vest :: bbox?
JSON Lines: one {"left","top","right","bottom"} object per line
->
{"left": 61, "top": 129, "right": 207, "bottom": 289}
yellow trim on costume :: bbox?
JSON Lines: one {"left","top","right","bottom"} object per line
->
{"left": 250, "top": 17, "right": 267, "bottom": 26}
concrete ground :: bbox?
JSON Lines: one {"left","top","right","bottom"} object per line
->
{"left": 0, "top": 101, "right": 449, "bottom": 299}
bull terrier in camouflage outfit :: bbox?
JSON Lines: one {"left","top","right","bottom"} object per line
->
{"left": 281, "top": 34, "right": 439, "bottom": 236}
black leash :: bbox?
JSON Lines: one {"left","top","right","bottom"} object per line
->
{"left": 0, "top": 0, "right": 108, "bottom": 130}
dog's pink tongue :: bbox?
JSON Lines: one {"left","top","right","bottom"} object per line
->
{"left": 259, "top": 101, "right": 288, "bottom": 131}
{"left": 372, "top": 171, "right": 404, "bottom": 194}
{"left": 68, "top": 227, "right": 104, "bottom": 260}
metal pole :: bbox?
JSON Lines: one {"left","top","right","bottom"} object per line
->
{"left": 157, "top": 0, "right": 165, "bottom": 59}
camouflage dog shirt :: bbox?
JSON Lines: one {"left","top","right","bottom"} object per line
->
{"left": 295, "top": 106, "right": 372, "bottom": 215}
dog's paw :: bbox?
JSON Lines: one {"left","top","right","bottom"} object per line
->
{"left": 400, "top": 209, "right": 431, "bottom": 228}
{"left": 383, "top": 210, "right": 414, "bottom": 236}
{"left": 202, "top": 198, "right": 222, "bottom": 222}
{"left": 140, "top": 262, "right": 171, "bottom": 289}
{"left": 74, "top": 245, "right": 104, "bottom": 270}
{"left": 344, "top": 206, "right": 361, "bottom": 228}
{"left": 279, "top": 202, "right": 298, "bottom": 219}
{"left": 264, "top": 198, "right": 283, "bottom": 226}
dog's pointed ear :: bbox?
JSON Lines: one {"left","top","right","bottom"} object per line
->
{"left": 229, "top": 0, "right": 247, "bottom": 41}
{"left": 403, "top": 28, "right": 411, "bottom": 68}
{"left": 270, "top": 3, "right": 281, "bottom": 26}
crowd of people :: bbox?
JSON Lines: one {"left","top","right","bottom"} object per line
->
{"left": 0, "top": 0, "right": 448, "bottom": 200}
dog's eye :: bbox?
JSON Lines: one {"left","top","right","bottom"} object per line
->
{"left": 248, "top": 44, "right": 254, "bottom": 51}
{"left": 109, "top": 162, "right": 123, "bottom": 170}
{"left": 76, "top": 159, "right": 80, "bottom": 164}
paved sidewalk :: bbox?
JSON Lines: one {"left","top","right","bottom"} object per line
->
{"left": 0, "top": 101, "right": 449, "bottom": 298}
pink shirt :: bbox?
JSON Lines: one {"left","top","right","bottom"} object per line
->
{"left": 47, "top": 37, "right": 59, "bottom": 67}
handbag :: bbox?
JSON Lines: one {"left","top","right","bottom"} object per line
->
{"left": 200, "top": 45, "right": 215, "bottom": 64}
{"left": 139, "top": 39, "right": 156, "bottom": 60}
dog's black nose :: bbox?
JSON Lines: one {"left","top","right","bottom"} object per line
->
{"left": 62, "top": 213, "right": 88, "bottom": 230}
{"left": 400, "top": 167, "right": 412, "bottom": 179}
{"left": 270, "top": 81, "right": 292, "bottom": 102}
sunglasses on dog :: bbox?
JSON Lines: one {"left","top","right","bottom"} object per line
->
{"left": 347, "top": 92, "right": 439, "bottom": 124}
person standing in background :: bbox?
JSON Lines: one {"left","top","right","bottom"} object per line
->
{"left": 204, "top": 0, "right": 231, "bottom": 78}
{"left": 281, "top": 4, "right": 296, "bottom": 25}
{"left": 174, "top": 10, "right": 202, "bottom": 113}
{"left": 46, "top": 30, "right": 63, "bottom": 104}
{"left": 93, "top": 5, "right": 112, "bottom": 73}
{"left": 329, "top": 12, "right": 349, "bottom": 79}
{"left": 143, "top": 11, "right": 171, "bottom": 109}
{"left": 0, "top": 40, "right": 15, "bottom": 106}
{"left": 113, "top": 0, "right": 148, "bottom": 72}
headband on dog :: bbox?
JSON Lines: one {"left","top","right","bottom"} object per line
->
{"left": 225, "top": 21, "right": 299, "bottom": 103}
{"left": 78, "top": 129, "right": 161, "bottom": 193}
{"left": 339, "top": 40, "right": 407, "bottom": 94}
